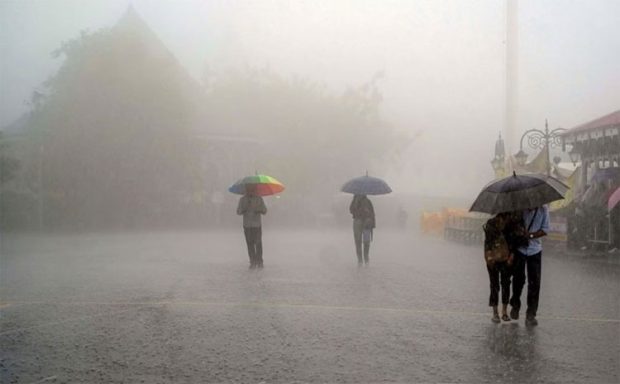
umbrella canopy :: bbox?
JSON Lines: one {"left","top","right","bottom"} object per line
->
{"left": 609, "top": 186, "right": 620, "bottom": 211}
{"left": 341, "top": 174, "right": 392, "bottom": 195}
{"left": 470, "top": 172, "right": 569, "bottom": 214}
{"left": 228, "top": 174, "right": 285, "bottom": 196}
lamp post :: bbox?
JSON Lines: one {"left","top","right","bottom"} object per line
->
{"left": 516, "top": 119, "right": 566, "bottom": 176}
{"left": 514, "top": 149, "right": 528, "bottom": 167}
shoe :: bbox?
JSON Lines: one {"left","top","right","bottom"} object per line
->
{"left": 510, "top": 307, "right": 519, "bottom": 320}
{"left": 525, "top": 316, "right": 538, "bottom": 326}
{"left": 492, "top": 313, "right": 501, "bottom": 323}
{"left": 502, "top": 314, "right": 511, "bottom": 322}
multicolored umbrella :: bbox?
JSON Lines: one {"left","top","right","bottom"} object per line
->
{"left": 228, "top": 174, "right": 285, "bottom": 196}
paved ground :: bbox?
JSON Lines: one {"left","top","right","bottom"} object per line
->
{"left": 1, "top": 229, "right": 618, "bottom": 383}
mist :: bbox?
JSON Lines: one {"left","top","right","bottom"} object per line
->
{"left": 2, "top": 1, "right": 619, "bottom": 207}
{"left": 1, "top": 2, "right": 619, "bottom": 383}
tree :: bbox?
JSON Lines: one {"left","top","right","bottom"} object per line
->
{"left": 0, "top": 132, "right": 19, "bottom": 186}
{"left": 14, "top": 9, "right": 205, "bottom": 229}
{"left": 203, "top": 68, "right": 407, "bottom": 202}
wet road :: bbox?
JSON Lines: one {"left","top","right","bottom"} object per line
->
{"left": 1, "top": 230, "right": 618, "bottom": 383}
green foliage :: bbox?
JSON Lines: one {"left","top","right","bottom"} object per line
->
{"left": 0, "top": 132, "right": 20, "bottom": 186}
{"left": 8, "top": 10, "right": 406, "bottom": 230}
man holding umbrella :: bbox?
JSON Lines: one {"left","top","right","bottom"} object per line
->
{"left": 342, "top": 172, "right": 392, "bottom": 266}
{"left": 230, "top": 174, "right": 285, "bottom": 269}
{"left": 510, "top": 205, "right": 550, "bottom": 326}
{"left": 350, "top": 194, "right": 375, "bottom": 266}
{"left": 237, "top": 185, "right": 267, "bottom": 269}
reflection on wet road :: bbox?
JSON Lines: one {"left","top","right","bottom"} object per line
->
{"left": 1, "top": 230, "right": 618, "bottom": 383}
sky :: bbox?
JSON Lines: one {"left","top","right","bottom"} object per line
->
{"left": 1, "top": 0, "right": 619, "bottom": 198}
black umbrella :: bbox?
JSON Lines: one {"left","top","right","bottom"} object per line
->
{"left": 341, "top": 173, "right": 392, "bottom": 195}
{"left": 470, "top": 172, "right": 569, "bottom": 214}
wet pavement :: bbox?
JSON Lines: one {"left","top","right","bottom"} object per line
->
{"left": 1, "top": 229, "right": 618, "bottom": 383}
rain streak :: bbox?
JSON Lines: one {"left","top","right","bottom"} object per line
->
{"left": 1, "top": 1, "right": 619, "bottom": 383}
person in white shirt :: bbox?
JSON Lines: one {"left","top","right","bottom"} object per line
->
{"left": 509, "top": 205, "right": 550, "bottom": 326}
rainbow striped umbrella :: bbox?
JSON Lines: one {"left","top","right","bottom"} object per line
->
{"left": 228, "top": 174, "right": 285, "bottom": 196}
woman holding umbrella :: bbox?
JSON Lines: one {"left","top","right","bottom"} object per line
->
{"left": 342, "top": 173, "right": 392, "bottom": 266}
{"left": 230, "top": 174, "right": 285, "bottom": 269}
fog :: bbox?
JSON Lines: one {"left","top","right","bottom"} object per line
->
{"left": 2, "top": 1, "right": 618, "bottom": 209}
{"left": 1, "top": 2, "right": 620, "bottom": 382}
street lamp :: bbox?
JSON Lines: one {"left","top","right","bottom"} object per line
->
{"left": 514, "top": 149, "right": 528, "bottom": 166}
{"left": 568, "top": 144, "right": 581, "bottom": 166}
{"left": 515, "top": 119, "right": 566, "bottom": 176}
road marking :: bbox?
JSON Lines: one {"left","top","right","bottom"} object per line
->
{"left": 0, "top": 308, "right": 136, "bottom": 336}
{"left": 2, "top": 300, "right": 619, "bottom": 324}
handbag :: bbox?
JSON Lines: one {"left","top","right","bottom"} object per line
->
{"left": 362, "top": 228, "right": 373, "bottom": 242}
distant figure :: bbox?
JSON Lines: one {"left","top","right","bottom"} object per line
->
{"left": 349, "top": 194, "right": 375, "bottom": 266}
{"left": 237, "top": 185, "right": 267, "bottom": 269}
{"left": 397, "top": 205, "right": 408, "bottom": 230}
{"left": 510, "top": 205, "right": 550, "bottom": 326}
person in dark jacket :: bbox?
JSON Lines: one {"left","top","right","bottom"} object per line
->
{"left": 237, "top": 185, "right": 267, "bottom": 269}
{"left": 483, "top": 212, "right": 518, "bottom": 323}
{"left": 349, "top": 194, "right": 375, "bottom": 266}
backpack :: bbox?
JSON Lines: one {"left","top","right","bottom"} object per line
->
{"left": 483, "top": 216, "right": 512, "bottom": 265}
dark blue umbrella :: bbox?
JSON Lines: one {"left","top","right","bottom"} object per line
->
{"left": 470, "top": 172, "right": 568, "bottom": 214}
{"left": 341, "top": 174, "right": 392, "bottom": 195}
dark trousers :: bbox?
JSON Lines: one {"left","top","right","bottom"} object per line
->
{"left": 486, "top": 262, "right": 512, "bottom": 307}
{"left": 243, "top": 227, "right": 263, "bottom": 267}
{"left": 353, "top": 220, "right": 370, "bottom": 263}
{"left": 510, "top": 251, "right": 541, "bottom": 317}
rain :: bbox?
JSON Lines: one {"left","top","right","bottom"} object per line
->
{"left": 1, "top": 1, "right": 619, "bottom": 383}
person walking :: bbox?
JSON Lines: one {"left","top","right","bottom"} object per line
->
{"left": 349, "top": 194, "right": 375, "bottom": 266}
{"left": 483, "top": 212, "right": 516, "bottom": 323}
{"left": 510, "top": 205, "right": 550, "bottom": 326}
{"left": 237, "top": 185, "right": 267, "bottom": 269}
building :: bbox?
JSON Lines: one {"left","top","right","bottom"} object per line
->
{"left": 561, "top": 110, "right": 620, "bottom": 249}
{"left": 561, "top": 110, "right": 620, "bottom": 192}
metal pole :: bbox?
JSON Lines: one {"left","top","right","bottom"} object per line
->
{"left": 545, "top": 119, "right": 551, "bottom": 176}
{"left": 38, "top": 144, "right": 43, "bottom": 230}
{"left": 506, "top": 0, "right": 519, "bottom": 153}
